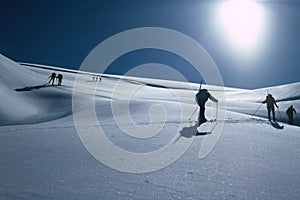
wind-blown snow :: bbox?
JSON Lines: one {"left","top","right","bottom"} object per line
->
{"left": 0, "top": 54, "right": 299, "bottom": 199}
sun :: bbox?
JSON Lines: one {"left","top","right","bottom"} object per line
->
{"left": 219, "top": 0, "right": 265, "bottom": 50}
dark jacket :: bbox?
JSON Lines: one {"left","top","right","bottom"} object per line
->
{"left": 262, "top": 94, "right": 278, "bottom": 108}
{"left": 286, "top": 106, "right": 296, "bottom": 116}
{"left": 196, "top": 89, "right": 218, "bottom": 106}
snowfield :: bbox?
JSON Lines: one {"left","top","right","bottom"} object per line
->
{"left": 0, "top": 54, "right": 300, "bottom": 199}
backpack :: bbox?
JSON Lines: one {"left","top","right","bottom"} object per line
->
{"left": 196, "top": 89, "right": 209, "bottom": 106}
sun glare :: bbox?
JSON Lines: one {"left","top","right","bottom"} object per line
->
{"left": 219, "top": 0, "right": 265, "bottom": 50}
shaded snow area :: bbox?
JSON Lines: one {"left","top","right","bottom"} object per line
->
{"left": 0, "top": 54, "right": 300, "bottom": 199}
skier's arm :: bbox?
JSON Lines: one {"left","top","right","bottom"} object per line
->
{"left": 274, "top": 101, "right": 278, "bottom": 108}
{"left": 209, "top": 95, "right": 218, "bottom": 103}
{"left": 294, "top": 108, "right": 297, "bottom": 114}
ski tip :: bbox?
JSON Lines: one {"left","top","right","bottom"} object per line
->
{"left": 196, "top": 131, "right": 212, "bottom": 136}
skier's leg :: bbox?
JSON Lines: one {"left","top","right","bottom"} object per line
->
{"left": 198, "top": 109, "right": 201, "bottom": 125}
{"left": 199, "top": 105, "right": 206, "bottom": 123}
{"left": 267, "top": 108, "right": 271, "bottom": 121}
{"left": 272, "top": 107, "right": 276, "bottom": 121}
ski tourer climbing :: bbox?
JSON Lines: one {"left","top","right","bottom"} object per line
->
{"left": 48, "top": 72, "right": 56, "bottom": 86}
{"left": 286, "top": 105, "right": 297, "bottom": 125}
{"left": 262, "top": 94, "right": 278, "bottom": 121}
{"left": 195, "top": 88, "right": 218, "bottom": 125}
{"left": 56, "top": 74, "right": 63, "bottom": 86}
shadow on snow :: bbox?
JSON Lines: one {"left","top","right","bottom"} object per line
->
{"left": 270, "top": 121, "right": 284, "bottom": 130}
{"left": 173, "top": 123, "right": 212, "bottom": 144}
{"left": 15, "top": 83, "right": 53, "bottom": 92}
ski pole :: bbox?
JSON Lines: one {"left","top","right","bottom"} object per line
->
{"left": 295, "top": 113, "right": 299, "bottom": 122}
{"left": 215, "top": 102, "right": 218, "bottom": 121}
{"left": 252, "top": 103, "right": 263, "bottom": 117}
{"left": 188, "top": 106, "right": 198, "bottom": 121}
{"left": 277, "top": 107, "right": 283, "bottom": 122}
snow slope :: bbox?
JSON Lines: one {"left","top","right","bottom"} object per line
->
{"left": 0, "top": 55, "right": 74, "bottom": 126}
{"left": 0, "top": 54, "right": 300, "bottom": 199}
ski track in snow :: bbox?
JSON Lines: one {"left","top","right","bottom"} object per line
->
{"left": 0, "top": 54, "right": 300, "bottom": 199}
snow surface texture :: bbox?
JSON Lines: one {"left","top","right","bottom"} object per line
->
{"left": 0, "top": 54, "right": 300, "bottom": 199}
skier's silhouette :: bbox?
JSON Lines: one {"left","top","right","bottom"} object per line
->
{"left": 195, "top": 89, "right": 218, "bottom": 125}
{"left": 262, "top": 94, "right": 278, "bottom": 121}
{"left": 48, "top": 72, "right": 56, "bottom": 86}
{"left": 56, "top": 74, "right": 63, "bottom": 86}
{"left": 286, "top": 105, "right": 296, "bottom": 125}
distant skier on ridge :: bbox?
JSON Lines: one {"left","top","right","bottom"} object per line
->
{"left": 286, "top": 105, "right": 297, "bottom": 125}
{"left": 56, "top": 74, "right": 63, "bottom": 86}
{"left": 48, "top": 72, "right": 56, "bottom": 86}
{"left": 195, "top": 85, "right": 218, "bottom": 125}
{"left": 262, "top": 94, "right": 278, "bottom": 121}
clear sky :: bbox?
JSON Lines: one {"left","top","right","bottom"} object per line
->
{"left": 1, "top": 0, "right": 300, "bottom": 89}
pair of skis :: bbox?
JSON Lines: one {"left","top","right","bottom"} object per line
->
{"left": 195, "top": 119, "right": 217, "bottom": 135}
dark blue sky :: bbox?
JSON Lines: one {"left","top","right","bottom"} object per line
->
{"left": 1, "top": 0, "right": 300, "bottom": 89}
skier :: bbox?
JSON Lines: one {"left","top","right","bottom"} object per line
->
{"left": 195, "top": 88, "right": 218, "bottom": 125}
{"left": 48, "top": 72, "right": 56, "bottom": 86}
{"left": 56, "top": 74, "right": 63, "bottom": 86}
{"left": 262, "top": 94, "right": 278, "bottom": 121}
{"left": 286, "top": 105, "right": 297, "bottom": 125}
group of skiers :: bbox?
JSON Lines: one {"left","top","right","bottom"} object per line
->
{"left": 195, "top": 85, "right": 297, "bottom": 126}
{"left": 48, "top": 72, "right": 63, "bottom": 86}
{"left": 92, "top": 76, "right": 102, "bottom": 82}
{"left": 261, "top": 93, "right": 296, "bottom": 125}
{"left": 47, "top": 75, "right": 299, "bottom": 126}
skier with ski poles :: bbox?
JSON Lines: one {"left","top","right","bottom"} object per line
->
{"left": 195, "top": 83, "right": 218, "bottom": 126}
{"left": 286, "top": 105, "right": 297, "bottom": 125}
{"left": 48, "top": 72, "right": 56, "bottom": 86}
{"left": 262, "top": 94, "right": 278, "bottom": 122}
{"left": 56, "top": 74, "right": 63, "bottom": 86}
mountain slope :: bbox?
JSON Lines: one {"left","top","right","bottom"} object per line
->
{"left": 0, "top": 54, "right": 300, "bottom": 199}
{"left": 0, "top": 54, "right": 73, "bottom": 125}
